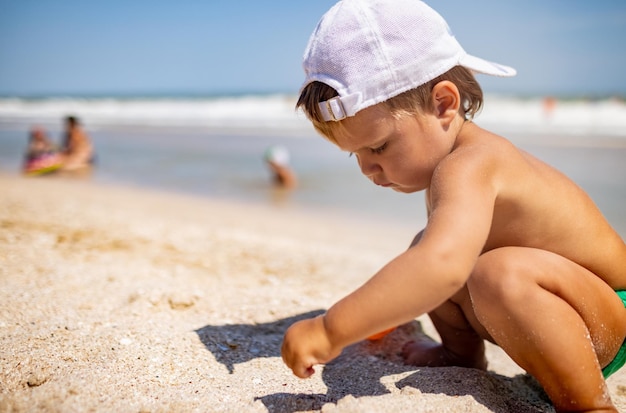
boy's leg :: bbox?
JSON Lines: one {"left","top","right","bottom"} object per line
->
{"left": 403, "top": 228, "right": 490, "bottom": 369}
{"left": 468, "top": 247, "right": 626, "bottom": 412}
{"left": 402, "top": 287, "right": 489, "bottom": 369}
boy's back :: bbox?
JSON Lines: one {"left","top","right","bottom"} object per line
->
{"left": 441, "top": 123, "right": 625, "bottom": 288}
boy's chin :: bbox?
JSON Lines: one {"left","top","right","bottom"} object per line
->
{"left": 391, "top": 186, "right": 418, "bottom": 194}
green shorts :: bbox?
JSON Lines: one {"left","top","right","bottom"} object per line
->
{"left": 602, "top": 290, "right": 626, "bottom": 378}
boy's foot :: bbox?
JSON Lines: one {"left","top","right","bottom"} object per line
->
{"left": 401, "top": 335, "right": 488, "bottom": 370}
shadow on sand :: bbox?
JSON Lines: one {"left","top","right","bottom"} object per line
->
{"left": 195, "top": 311, "right": 552, "bottom": 413}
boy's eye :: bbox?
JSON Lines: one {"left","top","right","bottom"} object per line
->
{"left": 370, "top": 142, "right": 388, "bottom": 154}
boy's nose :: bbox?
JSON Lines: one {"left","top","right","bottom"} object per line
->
{"left": 357, "top": 156, "right": 381, "bottom": 178}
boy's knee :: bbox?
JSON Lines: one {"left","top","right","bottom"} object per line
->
{"left": 469, "top": 247, "right": 534, "bottom": 306}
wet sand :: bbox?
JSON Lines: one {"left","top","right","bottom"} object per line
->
{"left": 1, "top": 173, "right": 625, "bottom": 412}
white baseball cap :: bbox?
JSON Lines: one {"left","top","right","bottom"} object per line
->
{"left": 302, "top": 0, "right": 516, "bottom": 122}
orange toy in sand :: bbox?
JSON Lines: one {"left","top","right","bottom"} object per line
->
{"left": 367, "top": 327, "right": 396, "bottom": 341}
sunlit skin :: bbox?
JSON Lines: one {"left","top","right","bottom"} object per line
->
{"left": 60, "top": 118, "right": 94, "bottom": 171}
{"left": 281, "top": 81, "right": 626, "bottom": 412}
{"left": 266, "top": 160, "right": 298, "bottom": 189}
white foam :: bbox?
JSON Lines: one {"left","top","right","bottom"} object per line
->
{"left": 476, "top": 96, "right": 626, "bottom": 138}
{"left": 1, "top": 94, "right": 625, "bottom": 138}
{"left": 0, "top": 94, "right": 311, "bottom": 132}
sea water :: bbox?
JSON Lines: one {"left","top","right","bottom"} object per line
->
{"left": 0, "top": 94, "right": 624, "bottom": 236}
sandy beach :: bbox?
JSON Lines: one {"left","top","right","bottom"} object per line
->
{"left": 1, "top": 173, "right": 625, "bottom": 413}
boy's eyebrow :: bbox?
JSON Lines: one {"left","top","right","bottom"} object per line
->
{"left": 348, "top": 133, "right": 392, "bottom": 153}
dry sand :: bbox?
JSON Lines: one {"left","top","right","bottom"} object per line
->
{"left": 1, "top": 173, "right": 625, "bottom": 413}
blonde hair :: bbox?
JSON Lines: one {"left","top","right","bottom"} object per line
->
{"left": 296, "top": 66, "right": 483, "bottom": 142}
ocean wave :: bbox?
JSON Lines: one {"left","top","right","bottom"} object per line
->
{"left": 478, "top": 96, "right": 626, "bottom": 138}
{"left": 1, "top": 94, "right": 625, "bottom": 137}
{"left": 0, "top": 94, "right": 311, "bottom": 132}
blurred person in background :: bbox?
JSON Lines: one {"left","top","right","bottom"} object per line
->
{"left": 59, "top": 115, "right": 95, "bottom": 171}
{"left": 23, "top": 126, "right": 62, "bottom": 175}
{"left": 264, "top": 145, "right": 297, "bottom": 189}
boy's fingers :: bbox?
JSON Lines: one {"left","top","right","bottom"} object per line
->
{"left": 281, "top": 350, "right": 314, "bottom": 378}
{"left": 293, "top": 364, "right": 315, "bottom": 378}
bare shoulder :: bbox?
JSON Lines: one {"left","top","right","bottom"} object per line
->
{"left": 468, "top": 124, "right": 626, "bottom": 289}
{"left": 430, "top": 123, "right": 520, "bottom": 194}
{"left": 437, "top": 123, "right": 626, "bottom": 288}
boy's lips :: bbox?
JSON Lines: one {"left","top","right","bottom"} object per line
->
{"left": 369, "top": 176, "right": 394, "bottom": 187}
{"left": 375, "top": 181, "right": 393, "bottom": 188}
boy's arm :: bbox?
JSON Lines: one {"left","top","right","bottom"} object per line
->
{"left": 282, "top": 153, "right": 498, "bottom": 377}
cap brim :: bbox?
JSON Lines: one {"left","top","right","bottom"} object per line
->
{"left": 460, "top": 54, "right": 517, "bottom": 77}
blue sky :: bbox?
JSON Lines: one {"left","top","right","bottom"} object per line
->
{"left": 1, "top": 0, "right": 625, "bottom": 97}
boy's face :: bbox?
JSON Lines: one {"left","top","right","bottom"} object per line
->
{"left": 333, "top": 103, "right": 454, "bottom": 193}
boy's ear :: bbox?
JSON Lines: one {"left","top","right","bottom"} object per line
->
{"left": 431, "top": 81, "right": 461, "bottom": 125}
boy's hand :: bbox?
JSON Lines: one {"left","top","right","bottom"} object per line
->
{"left": 281, "top": 314, "right": 340, "bottom": 378}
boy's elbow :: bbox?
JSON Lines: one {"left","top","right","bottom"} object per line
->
{"left": 410, "top": 245, "right": 474, "bottom": 291}
{"left": 447, "top": 269, "right": 469, "bottom": 292}
{"left": 441, "top": 245, "right": 476, "bottom": 283}
{"left": 437, "top": 259, "right": 469, "bottom": 292}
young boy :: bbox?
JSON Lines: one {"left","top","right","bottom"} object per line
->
{"left": 281, "top": 0, "right": 626, "bottom": 411}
